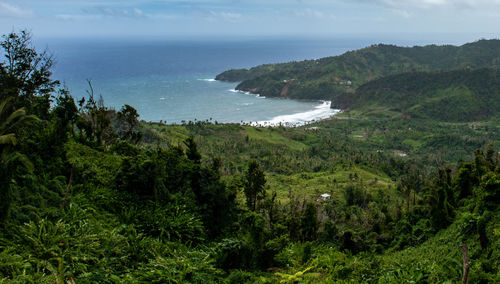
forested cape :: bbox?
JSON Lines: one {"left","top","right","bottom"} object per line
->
{"left": 216, "top": 40, "right": 500, "bottom": 112}
{"left": 0, "top": 31, "right": 499, "bottom": 283}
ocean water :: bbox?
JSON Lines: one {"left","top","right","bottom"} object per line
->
{"left": 38, "top": 38, "right": 372, "bottom": 124}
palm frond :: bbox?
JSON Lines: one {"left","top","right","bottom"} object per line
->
{"left": 0, "top": 97, "right": 14, "bottom": 119}
{"left": 1, "top": 113, "right": 39, "bottom": 135}
{"left": 0, "top": 133, "right": 17, "bottom": 145}
{"left": 1, "top": 150, "right": 34, "bottom": 172}
{"left": 0, "top": 108, "right": 25, "bottom": 132}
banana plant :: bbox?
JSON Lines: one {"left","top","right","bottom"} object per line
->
{"left": 0, "top": 96, "right": 38, "bottom": 220}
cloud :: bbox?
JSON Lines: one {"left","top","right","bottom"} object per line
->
{"left": 340, "top": 0, "right": 500, "bottom": 18}
{"left": 56, "top": 6, "right": 177, "bottom": 22}
{"left": 147, "top": 13, "right": 178, "bottom": 20}
{"left": 0, "top": 1, "right": 34, "bottom": 18}
{"left": 81, "top": 6, "right": 148, "bottom": 18}
{"left": 195, "top": 9, "right": 243, "bottom": 22}
{"left": 56, "top": 14, "right": 102, "bottom": 21}
{"left": 392, "top": 9, "right": 411, "bottom": 18}
{"left": 294, "top": 8, "right": 335, "bottom": 20}
{"left": 352, "top": 0, "right": 500, "bottom": 9}
{"left": 216, "top": 11, "right": 242, "bottom": 21}
{"left": 133, "top": 8, "right": 144, "bottom": 17}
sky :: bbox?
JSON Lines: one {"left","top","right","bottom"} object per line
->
{"left": 1, "top": 0, "right": 500, "bottom": 41}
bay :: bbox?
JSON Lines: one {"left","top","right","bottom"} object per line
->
{"left": 37, "top": 37, "right": 428, "bottom": 124}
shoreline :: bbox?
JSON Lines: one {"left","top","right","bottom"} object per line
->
{"left": 248, "top": 101, "right": 341, "bottom": 127}
{"left": 148, "top": 100, "right": 342, "bottom": 128}
{"left": 228, "top": 88, "right": 341, "bottom": 127}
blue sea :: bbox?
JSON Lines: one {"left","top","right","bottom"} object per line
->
{"left": 37, "top": 37, "right": 440, "bottom": 124}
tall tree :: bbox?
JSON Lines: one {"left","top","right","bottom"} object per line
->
{"left": 244, "top": 160, "right": 266, "bottom": 211}
{"left": 117, "top": 104, "right": 141, "bottom": 143}
{"left": 77, "top": 81, "right": 116, "bottom": 145}
{"left": 184, "top": 137, "right": 201, "bottom": 164}
{"left": 0, "top": 30, "right": 59, "bottom": 118}
{"left": 301, "top": 202, "right": 319, "bottom": 241}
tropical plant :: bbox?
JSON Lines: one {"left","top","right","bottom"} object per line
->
{"left": 0, "top": 97, "right": 38, "bottom": 220}
{"left": 244, "top": 160, "right": 266, "bottom": 211}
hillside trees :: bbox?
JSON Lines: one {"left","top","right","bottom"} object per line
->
{"left": 116, "top": 104, "right": 141, "bottom": 143}
{"left": 218, "top": 39, "right": 500, "bottom": 104}
{"left": 300, "top": 202, "right": 319, "bottom": 241}
{"left": 244, "top": 160, "right": 266, "bottom": 211}
{"left": 115, "top": 140, "right": 237, "bottom": 240}
{"left": 77, "top": 82, "right": 116, "bottom": 146}
{"left": 0, "top": 30, "right": 80, "bottom": 179}
{"left": 0, "top": 30, "right": 59, "bottom": 118}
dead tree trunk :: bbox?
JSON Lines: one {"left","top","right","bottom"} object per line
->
{"left": 60, "top": 164, "right": 75, "bottom": 211}
{"left": 461, "top": 244, "right": 470, "bottom": 284}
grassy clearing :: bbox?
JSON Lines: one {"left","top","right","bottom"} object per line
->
{"left": 266, "top": 167, "right": 395, "bottom": 203}
{"left": 241, "top": 126, "right": 310, "bottom": 151}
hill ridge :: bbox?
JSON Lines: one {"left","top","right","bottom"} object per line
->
{"left": 216, "top": 39, "right": 500, "bottom": 104}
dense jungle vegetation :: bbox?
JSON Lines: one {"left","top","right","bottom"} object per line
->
{"left": 336, "top": 68, "right": 500, "bottom": 121}
{"left": 0, "top": 31, "right": 499, "bottom": 283}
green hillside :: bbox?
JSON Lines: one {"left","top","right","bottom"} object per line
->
{"left": 216, "top": 39, "right": 500, "bottom": 102}
{"left": 336, "top": 68, "right": 500, "bottom": 121}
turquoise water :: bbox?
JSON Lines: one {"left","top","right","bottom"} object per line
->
{"left": 39, "top": 38, "right": 394, "bottom": 123}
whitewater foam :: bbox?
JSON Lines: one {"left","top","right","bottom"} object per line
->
{"left": 251, "top": 101, "right": 340, "bottom": 127}
{"left": 198, "top": 78, "right": 216, "bottom": 82}
{"left": 237, "top": 102, "right": 254, "bottom": 106}
{"left": 229, "top": 89, "right": 266, "bottom": 99}
{"left": 228, "top": 89, "right": 340, "bottom": 126}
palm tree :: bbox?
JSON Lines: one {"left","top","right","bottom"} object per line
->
{"left": 0, "top": 97, "right": 38, "bottom": 220}
{"left": 0, "top": 97, "right": 36, "bottom": 144}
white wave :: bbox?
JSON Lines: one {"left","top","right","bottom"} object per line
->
{"left": 251, "top": 101, "right": 340, "bottom": 127}
{"left": 159, "top": 97, "right": 166, "bottom": 100}
{"left": 229, "top": 89, "right": 257, "bottom": 96}
{"left": 236, "top": 102, "right": 254, "bottom": 106}
{"left": 198, "top": 78, "right": 216, "bottom": 82}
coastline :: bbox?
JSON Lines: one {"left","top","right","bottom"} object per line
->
{"left": 249, "top": 101, "right": 341, "bottom": 127}
{"left": 157, "top": 89, "right": 342, "bottom": 127}
{"left": 226, "top": 88, "right": 341, "bottom": 127}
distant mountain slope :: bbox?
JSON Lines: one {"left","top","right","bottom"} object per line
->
{"left": 337, "top": 68, "right": 500, "bottom": 121}
{"left": 216, "top": 39, "right": 500, "bottom": 101}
